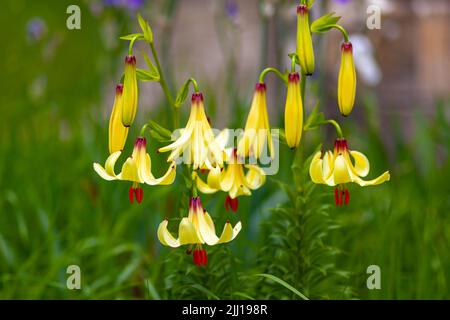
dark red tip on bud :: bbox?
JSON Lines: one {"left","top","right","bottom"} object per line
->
{"left": 288, "top": 72, "right": 300, "bottom": 83}
{"left": 115, "top": 84, "right": 124, "bottom": 94}
{"left": 341, "top": 42, "right": 353, "bottom": 53}
{"left": 297, "top": 4, "right": 308, "bottom": 15}
{"left": 191, "top": 92, "right": 204, "bottom": 103}
{"left": 255, "top": 82, "right": 266, "bottom": 92}
{"left": 134, "top": 136, "right": 147, "bottom": 149}
{"left": 334, "top": 138, "right": 349, "bottom": 154}
{"left": 125, "top": 55, "right": 136, "bottom": 65}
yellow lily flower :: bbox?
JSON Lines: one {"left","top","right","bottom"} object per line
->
{"left": 157, "top": 196, "right": 242, "bottom": 266}
{"left": 296, "top": 4, "right": 315, "bottom": 76}
{"left": 109, "top": 84, "right": 129, "bottom": 154}
{"left": 237, "top": 83, "right": 274, "bottom": 159}
{"left": 93, "top": 136, "right": 176, "bottom": 204}
{"left": 284, "top": 72, "right": 303, "bottom": 149}
{"left": 121, "top": 55, "right": 138, "bottom": 127}
{"left": 195, "top": 148, "right": 266, "bottom": 212}
{"left": 158, "top": 92, "right": 223, "bottom": 170}
{"left": 338, "top": 42, "right": 356, "bottom": 116}
{"left": 309, "top": 138, "right": 390, "bottom": 205}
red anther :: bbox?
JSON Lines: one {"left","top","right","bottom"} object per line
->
{"left": 202, "top": 249, "right": 208, "bottom": 266}
{"left": 193, "top": 249, "right": 200, "bottom": 266}
{"left": 334, "top": 188, "right": 339, "bottom": 206}
{"left": 199, "top": 169, "right": 208, "bottom": 174}
{"left": 340, "top": 191, "right": 345, "bottom": 206}
{"left": 129, "top": 186, "right": 134, "bottom": 204}
{"left": 344, "top": 189, "right": 350, "bottom": 205}
{"left": 225, "top": 196, "right": 239, "bottom": 212}
{"left": 135, "top": 187, "right": 143, "bottom": 204}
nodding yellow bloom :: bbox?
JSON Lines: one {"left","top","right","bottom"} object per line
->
{"left": 157, "top": 196, "right": 242, "bottom": 266}
{"left": 284, "top": 72, "right": 303, "bottom": 149}
{"left": 338, "top": 42, "right": 356, "bottom": 116}
{"left": 237, "top": 83, "right": 274, "bottom": 159}
{"left": 158, "top": 92, "right": 223, "bottom": 170}
{"left": 296, "top": 4, "right": 315, "bottom": 76}
{"left": 109, "top": 84, "right": 129, "bottom": 154}
{"left": 195, "top": 148, "right": 266, "bottom": 212}
{"left": 122, "top": 55, "right": 138, "bottom": 127}
{"left": 93, "top": 137, "right": 176, "bottom": 204}
{"left": 309, "top": 138, "right": 390, "bottom": 206}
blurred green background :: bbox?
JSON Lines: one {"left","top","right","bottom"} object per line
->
{"left": 0, "top": 0, "right": 449, "bottom": 299}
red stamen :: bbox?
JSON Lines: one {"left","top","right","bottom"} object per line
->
{"left": 344, "top": 189, "right": 350, "bottom": 205}
{"left": 135, "top": 187, "right": 143, "bottom": 204}
{"left": 224, "top": 196, "right": 230, "bottom": 211}
{"left": 334, "top": 188, "right": 339, "bottom": 206}
{"left": 193, "top": 249, "right": 200, "bottom": 266}
{"left": 129, "top": 186, "right": 134, "bottom": 204}
{"left": 225, "top": 196, "right": 238, "bottom": 212}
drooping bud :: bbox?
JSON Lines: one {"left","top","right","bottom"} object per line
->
{"left": 296, "top": 5, "right": 315, "bottom": 76}
{"left": 338, "top": 42, "right": 356, "bottom": 116}
{"left": 122, "top": 55, "right": 138, "bottom": 127}
{"left": 109, "top": 84, "right": 129, "bottom": 154}
{"left": 284, "top": 72, "right": 303, "bottom": 148}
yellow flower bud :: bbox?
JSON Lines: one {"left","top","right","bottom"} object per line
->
{"left": 296, "top": 4, "right": 315, "bottom": 76}
{"left": 108, "top": 84, "right": 129, "bottom": 154}
{"left": 338, "top": 42, "right": 356, "bottom": 116}
{"left": 122, "top": 55, "right": 138, "bottom": 127}
{"left": 284, "top": 72, "right": 303, "bottom": 149}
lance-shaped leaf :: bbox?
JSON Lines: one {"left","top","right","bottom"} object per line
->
{"left": 136, "top": 68, "right": 159, "bottom": 82}
{"left": 304, "top": 102, "right": 325, "bottom": 131}
{"left": 174, "top": 79, "right": 191, "bottom": 108}
{"left": 137, "top": 14, "right": 153, "bottom": 43}
{"left": 311, "top": 13, "right": 341, "bottom": 33}
{"left": 141, "top": 51, "right": 160, "bottom": 80}
{"left": 147, "top": 120, "right": 172, "bottom": 141}
{"left": 120, "top": 33, "right": 144, "bottom": 41}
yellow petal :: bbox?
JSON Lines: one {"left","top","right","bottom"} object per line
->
{"left": 349, "top": 150, "right": 370, "bottom": 177}
{"left": 218, "top": 221, "right": 242, "bottom": 244}
{"left": 322, "top": 151, "right": 335, "bottom": 180}
{"left": 93, "top": 151, "right": 122, "bottom": 181}
{"left": 196, "top": 210, "right": 220, "bottom": 246}
{"left": 109, "top": 86, "right": 129, "bottom": 154}
{"left": 119, "top": 157, "right": 140, "bottom": 182}
{"left": 284, "top": 74, "right": 303, "bottom": 149}
{"left": 157, "top": 220, "right": 181, "bottom": 248}
{"left": 122, "top": 56, "right": 138, "bottom": 127}
{"left": 333, "top": 154, "right": 352, "bottom": 185}
{"left": 179, "top": 217, "right": 202, "bottom": 245}
{"left": 354, "top": 171, "right": 390, "bottom": 187}
{"left": 142, "top": 154, "right": 176, "bottom": 185}
{"left": 309, "top": 151, "right": 325, "bottom": 184}
{"left": 195, "top": 173, "right": 219, "bottom": 194}
{"left": 207, "top": 166, "right": 223, "bottom": 190}
{"left": 244, "top": 165, "right": 266, "bottom": 190}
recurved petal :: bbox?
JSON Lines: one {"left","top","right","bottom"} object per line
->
{"left": 349, "top": 150, "right": 370, "bottom": 177}
{"left": 244, "top": 165, "right": 266, "bottom": 190}
{"left": 207, "top": 166, "right": 223, "bottom": 190}
{"left": 195, "top": 173, "right": 219, "bottom": 194}
{"left": 93, "top": 151, "right": 122, "bottom": 181}
{"left": 309, "top": 151, "right": 325, "bottom": 184}
{"left": 218, "top": 221, "right": 242, "bottom": 244}
{"left": 142, "top": 155, "right": 176, "bottom": 186}
{"left": 157, "top": 220, "right": 181, "bottom": 248}
{"left": 353, "top": 171, "right": 390, "bottom": 187}
{"left": 179, "top": 217, "right": 202, "bottom": 245}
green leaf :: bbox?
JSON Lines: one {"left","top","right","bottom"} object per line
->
{"left": 255, "top": 273, "right": 309, "bottom": 300}
{"left": 141, "top": 51, "right": 160, "bottom": 80}
{"left": 119, "top": 33, "right": 144, "bottom": 41}
{"left": 136, "top": 68, "right": 159, "bottom": 82}
{"left": 148, "top": 119, "right": 172, "bottom": 140}
{"left": 311, "top": 13, "right": 341, "bottom": 33}
{"left": 137, "top": 14, "right": 153, "bottom": 43}
{"left": 304, "top": 102, "right": 325, "bottom": 130}
{"left": 190, "top": 284, "right": 220, "bottom": 300}
{"left": 307, "top": 0, "right": 315, "bottom": 8}
{"left": 174, "top": 79, "right": 191, "bottom": 108}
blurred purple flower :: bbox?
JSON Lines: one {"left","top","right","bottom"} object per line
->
{"left": 26, "top": 17, "right": 47, "bottom": 43}
{"left": 226, "top": 0, "right": 239, "bottom": 19}
{"left": 103, "top": 0, "right": 144, "bottom": 11}
{"left": 334, "top": 0, "right": 350, "bottom": 4}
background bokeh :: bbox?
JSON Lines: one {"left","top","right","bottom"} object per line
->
{"left": 0, "top": 0, "right": 449, "bottom": 299}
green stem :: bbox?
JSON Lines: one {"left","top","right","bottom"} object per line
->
{"left": 291, "top": 55, "right": 296, "bottom": 72}
{"left": 331, "top": 24, "right": 349, "bottom": 42}
{"left": 300, "top": 72, "right": 306, "bottom": 107}
{"left": 129, "top": 35, "right": 139, "bottom": 55}
{"left": 258, "top": 67, "right": 287, "bottom": 84}
{"left": 139, "top": 123, "right": 149, "bottom": 136}
{"left": 150, "top": 42, "right": 178, "bottom": 128}
{"left": 322, "top": 119, "right": 344, "bottom": 138}
{"left": 189, "top": 78, "right": 200, "bottom": 92}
